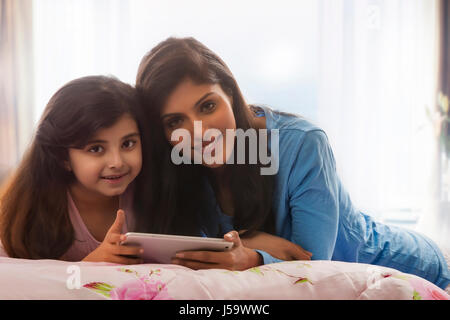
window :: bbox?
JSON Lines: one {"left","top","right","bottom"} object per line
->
{"left": 30, "top": 0, "right": 444, "bottom": 243}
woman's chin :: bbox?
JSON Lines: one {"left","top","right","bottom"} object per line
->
{"left": 202, "top": 162, "right": 225, "bottom": 169}
{"left": 202, "top": 151, "right": 234, "bottom": 169}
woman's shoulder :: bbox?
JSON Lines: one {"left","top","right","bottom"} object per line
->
{"left": 256, "top": 104, "right": 324, "bottom": 135}
{"left": 256, "top": 105, "right": 329, "bottom": 152}
{"left": 255, "top": 105, "right": 335, "bottom": 174}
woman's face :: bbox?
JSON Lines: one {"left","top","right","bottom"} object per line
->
{"left": 161, "top": 77, "right": 236, "bottom": 168}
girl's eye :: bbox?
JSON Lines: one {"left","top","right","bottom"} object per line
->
{"left": 87, "top": 145, "right": 104, "bottom": 153}
{"left": 201, "top": 101, "right": 216, "bottom": 113}
{"left": 122, "top": 140, "right": 137, "bottom": 149}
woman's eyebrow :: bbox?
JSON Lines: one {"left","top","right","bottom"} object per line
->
{"left": 161, "top": 92, "right": 216, "bottom": 119}
{"left": 193, "top": 92, "right": 215, "bottom": 108}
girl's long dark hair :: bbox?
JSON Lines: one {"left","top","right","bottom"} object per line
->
{"left": 135, "top": 37, "right": 275, "bottom": 237}
{"left": 0, "top": 75, "right": 143, "bottom": 259}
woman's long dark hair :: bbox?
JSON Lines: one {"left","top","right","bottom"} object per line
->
{"left": 135, "top": 37, "right": 275, "bottom": 237}
{"left": 0, "top": 75, "right": 143, "bottom": 259}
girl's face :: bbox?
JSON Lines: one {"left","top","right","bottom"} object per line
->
{"left": 67, "top": 114, "right": 142, "bottom": 197}
{"left": 161, "top": 78, "right": 236, "bottom": 168}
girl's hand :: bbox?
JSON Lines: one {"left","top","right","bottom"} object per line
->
{"left": 240, "top": 231, "right": 312, "bottom": 261}
{"left": 171, "top": 231, "right": 262, "bottom": 271}
{"left": 82, "top": 209, "right": 143, "bottom": 264}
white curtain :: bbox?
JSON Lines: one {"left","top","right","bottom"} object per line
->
{"left": 29, "top": 0, "right": 445, "bottom": 244}
{"left": 316, "top": 0, "right": 444, "bottom": 245}
{"left": 32, "top": 0, "right": 319, "bottom": 122}
{"left": 32, "top": 0, "right": 135, "bottom": 125}
{"left": 0, "top": 0, "right": 34, "bottom": 181}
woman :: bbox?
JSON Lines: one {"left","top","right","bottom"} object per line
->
{"left": 134, "top": 37, "right": 450, "bottom": 289}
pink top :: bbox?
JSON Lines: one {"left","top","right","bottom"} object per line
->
{"left": 0, "top": 188, "right": 135, "bottom": 261}
{"left": 60, "top": 188, "right": 135, "bottom": 261}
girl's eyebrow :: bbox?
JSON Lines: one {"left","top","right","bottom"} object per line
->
{"left": 121, "top": 132, "right": 140, "bottom": 140}
{"left": 86, "top": 132, "right": 140, "bottom": 144}
{"left": 161, "top": 92, "right": 215, "bottom": 120}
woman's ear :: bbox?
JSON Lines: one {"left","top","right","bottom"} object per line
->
{"left": 226, "top": 88, "right": 233, "bottom": 105}
{"left": 63, "top": 160, "right": 72, "bottom": 172}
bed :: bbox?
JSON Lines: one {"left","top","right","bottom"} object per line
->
{"left": 0, "top": 257, "right": 448, "bottom": 300}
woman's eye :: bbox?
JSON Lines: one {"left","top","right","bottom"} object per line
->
{"left": 201, "top": 101, "right": 216, "bottom": 113}
{"left": 166, "top": 117, "right": 183, "bottom": 129}
{"left": 122, "top": 140, "right": 136, "bottom": 149}
{"left": 87, "top": 145, "right": 104, "bottom": 153}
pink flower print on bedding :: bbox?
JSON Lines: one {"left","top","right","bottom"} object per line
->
{"left": 109, "top": 277, "right": 172, "bottom": 300}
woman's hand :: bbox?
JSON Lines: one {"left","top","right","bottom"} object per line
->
{"left": 171, "top": 231, "right": 262, "bottom": 271}
{"left": 82, "top": 209, "right": 143, "bottom": 264}
{"left": 240, "top": 231, "right": 312, "bottom": 261}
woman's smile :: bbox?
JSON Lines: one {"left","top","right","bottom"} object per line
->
{"left": 191, "top": 134, "right": 221, "bottom": 153}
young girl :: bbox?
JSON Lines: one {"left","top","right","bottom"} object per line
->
{"left": 0, "top": 76, "right": 144, "bottom": 264}
{"left": 135, "top": 37, "right": 450, "bottom": 290}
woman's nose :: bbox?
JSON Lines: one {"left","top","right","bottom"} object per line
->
{"left": 178, "top": 119, "right": 206, "bottom": 147}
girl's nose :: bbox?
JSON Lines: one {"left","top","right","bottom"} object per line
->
{"left": 108, "top": 151, "right": 124, "bottom": 169}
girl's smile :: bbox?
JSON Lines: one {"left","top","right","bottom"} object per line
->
{"left": 100, "top": 171, "right": 131, "bottom": 184}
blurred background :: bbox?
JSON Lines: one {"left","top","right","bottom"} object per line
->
{"left": 0, "top": 0, "right": 449, "bottom": 248}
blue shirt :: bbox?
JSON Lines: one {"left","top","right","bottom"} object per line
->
{"left": 200, "top": 105, "right": 450, "bottom": 289}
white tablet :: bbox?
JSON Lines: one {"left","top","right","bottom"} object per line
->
{"left": 120, "top": 232, "right": 234, "bottom": 264}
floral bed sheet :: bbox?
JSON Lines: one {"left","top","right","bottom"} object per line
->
{"left": 0, "top": 257, "right": 448, "bottom": 300}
